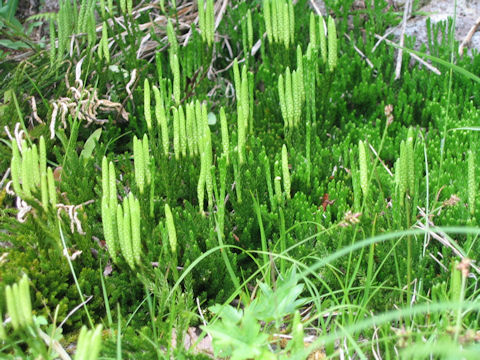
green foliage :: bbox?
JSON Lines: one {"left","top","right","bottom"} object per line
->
{"left": 263, "top": 0, "right": 295, "bottom": 48}
{"left": 0, "top": 0, "right": 44, "bottom": 52}
{"left": 0, "top": 273, "right": 103, "bottom": 359}
{"left": 74, "top": 325, "right": 103, "bottom": 360}
{"left": 197, "top": 0, "right": 214, "bottom": 46}
{"left": 5, "top": 274, "right": 32, "bottom": 330}
{"left": 204, "top": 267, "right": 308, "bottom": 359}
{"left": 2, "top": 0, "right": 480, "bottom": 357}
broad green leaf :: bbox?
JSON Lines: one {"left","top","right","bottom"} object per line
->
{"left": 80, "top": 128, "right": 102, "bottom": 161}
{"left": 207, "top": 112, "right": 217, "bottom": 125}
{"left": 0, "top": 38, "right": 29, "bottom": 50}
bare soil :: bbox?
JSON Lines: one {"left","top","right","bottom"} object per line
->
{"left": 313, "top": 0, "right": 480, "bottom": 54}
{"left": 392, "top": 0, "right": 480, "bottom": 55}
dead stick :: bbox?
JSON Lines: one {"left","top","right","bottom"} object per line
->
{"left": 309, "top": 0, "right": 323, "bottom": 16}
{"left": 459, "top": 16, "right": 480, "bottom": 56}
{"left": 395, "top": 0, "right": 412, "bottom": 80}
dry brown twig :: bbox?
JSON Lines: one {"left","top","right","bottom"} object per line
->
{"left": 7, "top": 1, "right": 201, "bottom": 62}
{"left": 309, "top": 0, "right": 323, "bottom": 16}
{"left": 372, "top": 27, "right": 396, "bottom": 53}
{"left": 416, "top": 220, "right": 480, "bottom": 277}
{"left": 49, "top": 86, "right": 129, "bottom": 139}
{"left": 459, "top": 16, "right": 480, "bottom": 56}
{"left": 37, "top": 328, "right": 72, "bottom": 360}
{"left": 57, "top": 199, "right": 95, "bottom": 235}
{"left": 368, "top": 143, "right": 394, "bottom": 177}
{"left": 49, "top": 58, "right": 129, "bottom": 138}
{"left": 395, "top": 0, "right": 412, "bottom": 80}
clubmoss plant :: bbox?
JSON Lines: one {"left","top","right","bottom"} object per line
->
{"left": 133, "top": 135, "right": 151, "bottom": 194}
{"left": 115, "top": 192, "right": 141, "bottom": 269}
{"left": 40, "top": 169, "right": 48, "bottom": 208}
{"left": 468, "top": 150, "right": 475, "bottom": 215}
{"left": 233, "top": 155, "right": 243, "bottom": 204}
{"left": 20, "top": 143, "right": 33, "bottom": 197}
{"left": 186, "top": 101, "right": 197, "bottom": 156}
{"left": 247, "top": 9, "right": 253, "bottom": 51}
{"left": 309, "top": 12, "right": 316, "bottom": 48}
{"left": 164, "top": 203, "right": 177, "bottom": 256}
{"left": 406, "top": 127, "right": 415, "bottom": 195}
{"left": 5, "top": 1, "right": 480, "bottom": 357}
{"left": 397, "top": 140, "right": 407, "bottom": 205}
{"left": 153, "top": 85, "right": 169, "bottom": 156}
{"left": 101, "top": 157, "right": 119, "bottom": 262}
{"left": 219, "top": 107, "right": 229, "bottom": 164}
{"left": 296, "top": 45, "right": 305, "bottom": 102}
{"left": 116, "top": 204, "right": 128, "bottom": 264}
{"left": 233, "top": 59, "right": 250, "bottom": 164}
{"left": 129, "top": 193, "right": 142, "bottom": 265}
{"left": 396, "top": 129, "right": 416, "bottom": 206}
{"left": 327, "top": 16, "right": 337, "bottom": 71}
{"left": 303, "top": 43, "right": 317, "bottom": 186}
{"left": 198, "top": 103, "right": 213, "bottom": 213}
{"left": 263, "top": 0, "right": 273, "bottom": 44}
{"left": 126, "top": 0, "right": 139, "bottom": 18}
{"left": 198, "top": 0, "right": 206, "bottom": 42}
{"left": 185, "top": 101, "right": 215, "bottom": 212}
{"left": 278, "top": 73, "right": 287, "bottom": 127}
{"left": 172, "top": 107, "right": 180, "bottom": 160}
{"left": 248, "top": 71, "right": 254, "bottom": 133}
{"left": 99, "top": 0, "right": 106, "bottom": 17}
{"left": 122, "top": 197, "right": 132, "bottom": 267}
{"left": 319, "top": 15, "right": 327, "bottom": 64}
{"left": 350, "top": 149, "right": 361, "bottom": 212}
{"left": 49, "top": 20, "right": 56, "bottom": 65}
{"left": 278, "top": 63, "right": 304, "bottom": 129}
{"left": 47, "top": 167, "right": 56, "bottom": 209}
{"left": 98, "top": 22, "right": 110, "bottom": 63}
{"left": 214, "top": 154, "right": 228, "bottom": 234}
{"left": 74, "top": 325, "right": 103, "bottom": 360}
{"left": 144, "top": 79, "right": 152, "bottom": 131}
{"left": 56, "top": 0, "right": 75, "bottom": 63}
{"left": 285, "top": 68, "right": 294, "bottom": 128}
{"left": 241, "top": 8, "right": 254, "bottom": 64}
{"left": 166, "top": 19, "right": 178, "bottom": 56}
{"left": 274, "top": 160, "right": 283, "bottom": 205}
{"left": 262, "top": 150, "right": 276, "bottom": 211}
{"left": 77, "top": 0, "right": 95, "bottom": 33}
{"left": 263, "top": 0, "right": 294, "bottom": 48}
{"left": 86, "top": 12, "right": 96, "bottom": 47}
{"left": 197, "top": 0, "right": 214, "bottom": 46}
{"left": 10, "top": 137, "right": 56, "bottom": 211}
{"left": 10, "top": 140, "right": 23, "bottom": 195}
{"left": 195, "top": 100, "right": 203, "bottom": 152}
{"left": 5, "top": 274, "right": 32, "bottom": 330}
{"left": 179, "top": 105, "right": 187, "bottom": 157}
{"left": 281, "top": 144, "right": 291, "bottom": 199}
{"left": 358, "top": 140, "right": 368, "bottom": 200}
{"left": 171, "top": 53, "right": 181, "bottom": 106}
{"left": 206, "top": 0, "right": 214, "bottom": 45}
{"left": 101, "top": 196, "right": 117, "bottom": 263}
